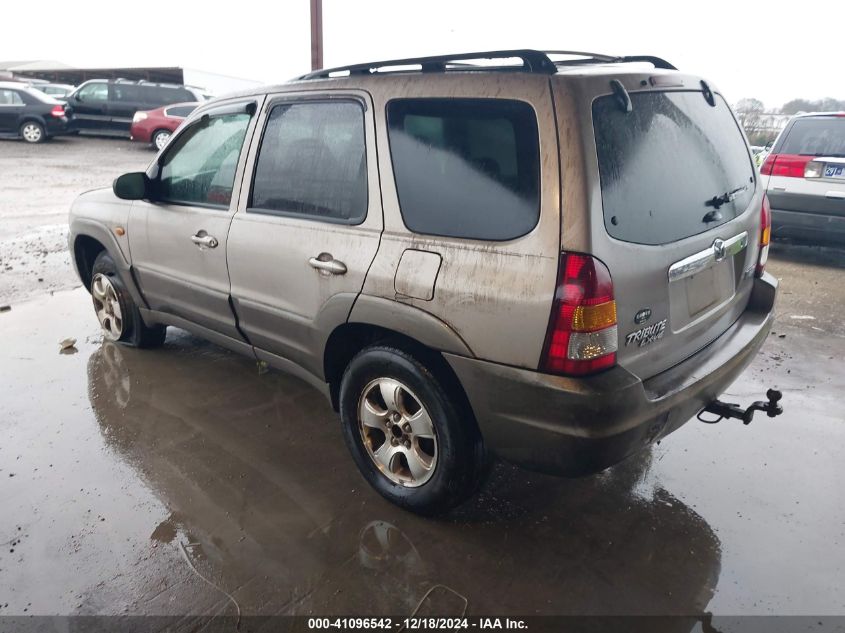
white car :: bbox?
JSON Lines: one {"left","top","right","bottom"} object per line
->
{"left": 760, "top": 112, "right": 845, "bottom": 242}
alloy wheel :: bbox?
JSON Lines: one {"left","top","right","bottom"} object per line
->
{"left": 357, "top": 378, "right": 438, "bottom": 487}
{"left": 21, "top": 123, "right": 43, "bottom": 143}
{"left": 91, "top": 273, "right": 124, "bottom": 340}
{"left": 154, "top": 131, "right": 170, "bottom": 151}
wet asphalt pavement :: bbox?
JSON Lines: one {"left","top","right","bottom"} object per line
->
{"left": 1, "top": 137, "right": 844, "bottom": 623}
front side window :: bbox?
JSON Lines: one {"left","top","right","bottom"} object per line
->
{"left": 77, "top": 83, "right": 108, "bottom": 102}
{"left": 156, "top": 112, "right": 251, "bottom": 207}
{"left": 386, "top": 98, "right": 540, "bottom": 241}
{"left": 249, "top": 101, "right": 367, "bottom": 223}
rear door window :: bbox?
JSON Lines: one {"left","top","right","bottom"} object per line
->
{"left": 778, "top": 117, "right": 845, "bottom": 156}
{"left": 593, "top": 91, "right": 755, "bottom": 245}
{"left": 167, "top": 105, "right": 197, "bottom": 118}
{"left": 249, "top": 100, "right": 368, "bottom": 223}
{"left": 386, "top": 98, "right": 540, "bottom": 241}
{"left": 0, "top": 89, "right": 24, "bottom": 105}
{"left": 113, "top": 84, "right": 142, "bottom": 102}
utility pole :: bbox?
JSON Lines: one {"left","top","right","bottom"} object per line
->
{"left": 310, "top": 0, "right": 323, "bottom": 71}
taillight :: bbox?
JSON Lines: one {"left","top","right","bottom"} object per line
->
{"left": 760, "top": 153, "right": 777, "bottom": 175}
{"left": 540, "top": 253, "right": 617, "bottom": 376}
{"left": 756, "top": 195, "right": 771, "bottom": 277}
{"left": 50, "top": 105, "right": 65, "bottom": 118}
{"left": 763, "top": 154, "right": 813, "bottom": 178}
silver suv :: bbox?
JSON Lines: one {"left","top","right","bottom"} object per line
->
{"left": 69, "top": 50, "right": 778, "bottom": 514}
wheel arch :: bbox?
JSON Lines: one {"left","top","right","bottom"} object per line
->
{"left": 72, "top": 234, "right": 107, "bottom": 291}
{"left": 70, "top": 221, "right": 148, "bottom": 309}
{"left": 323, "top": 320, "right": 476, "bottom": 426}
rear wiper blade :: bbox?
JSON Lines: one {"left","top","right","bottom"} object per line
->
{"left": 705, "top": 185, "right": 748, "bottom": 210}
{"left": 800, "top": 153, "right": 845, "bottom": 158}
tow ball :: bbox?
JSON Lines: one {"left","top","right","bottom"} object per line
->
{"left": 698, "top": 389, "right": 784, "bottom": 425}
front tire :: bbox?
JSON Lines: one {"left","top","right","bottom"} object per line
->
{"left": 20, "top": 121, "right": 45, "bottom": 143}
{"left": 90, "top": 251, "right": 166, "bottom": 348}
{"left": 339, "top": 345, "right": 486, "bottom": 515}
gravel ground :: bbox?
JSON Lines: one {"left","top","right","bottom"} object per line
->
{"left": 0, "top": 135, "right": 152, "bottom": 306}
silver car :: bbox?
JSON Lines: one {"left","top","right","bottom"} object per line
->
{"left": 761, "top": 112, "right": 845, "bottom": 242}
{"left": 68, "top": 50, "right": 778, "bottom": 514}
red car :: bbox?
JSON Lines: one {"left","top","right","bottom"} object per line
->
{"left": 130, "top": 102, "right": 199, "bottom": 150}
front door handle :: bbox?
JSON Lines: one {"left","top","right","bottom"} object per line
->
{"left": 191, "top": 231, "right": 218, "bottom": 249}
{"left": 309, "top": 253, "right": 347, "bottom": 275}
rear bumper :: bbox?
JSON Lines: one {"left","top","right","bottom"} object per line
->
{"left": 771, "top": 208, "right": 845, "bottom": 243}
{"left": 445, "top": 273, "right": 778, "bottom": 477}
{"left": 44, "top": 117, "right": 71, "bottom": 137}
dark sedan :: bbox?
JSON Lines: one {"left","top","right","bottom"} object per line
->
{"left": 0, "top": 82, "right": 72, "bottom": 143}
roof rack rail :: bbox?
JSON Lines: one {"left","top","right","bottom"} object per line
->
{"left": 298, "top": 49, "right": 558, "bottom": 80}
{"left": 298, "top": 49, "right": 677, "bottom": 80}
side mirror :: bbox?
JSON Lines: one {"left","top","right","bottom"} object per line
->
{"left": 113, "top": 172, "right": 149, "bottom": 200}
{"left": 74, "top": 94, "right": 82, "bottom": 102}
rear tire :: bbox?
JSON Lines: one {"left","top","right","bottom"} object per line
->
{"left": 339, "top": 345, "right": 486, "bottom": 515}
{"left": 151, "top": 129, "right": 171, "bottom": 151}
{"left": 90, "top": 251, "right": 166, "bottom": 348}
{"left": 20, "top": 121, "right": 45, "bottom": 143}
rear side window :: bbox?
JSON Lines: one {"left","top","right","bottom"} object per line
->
{"left": 593, "top": 91, "right": 755, "bottom": 245}
{"left": 386, "top": 98, "right": 540, "bottom": 241}
{"left": 157, "top": 112, "right": 251, "bottom": 208}
{"left": 249, "top": 101, "right": 367, "bottom": 223}
{"left": 166, "top": 105, "right": 197, "bottom": 118}
{"left": 0, "top": 89, "right": 23, "bottom": 105}
{"left": 778, "top": 117, "right": 845, "bottom": 156}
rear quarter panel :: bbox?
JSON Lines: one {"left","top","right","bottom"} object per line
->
{"left": 358, "top": 73, "right": 562, "bottom": 368}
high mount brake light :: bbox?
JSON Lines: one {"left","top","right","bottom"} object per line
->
{"left": 540, "top": 253, "right": 618, "bottom": 376}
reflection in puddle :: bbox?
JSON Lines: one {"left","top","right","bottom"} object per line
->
{"left": 86, "top": 339, "right": 722, "bottom": 619}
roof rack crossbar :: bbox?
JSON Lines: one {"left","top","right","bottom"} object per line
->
{"left": 298, "top": 49, "right": 677, "bottom": 80}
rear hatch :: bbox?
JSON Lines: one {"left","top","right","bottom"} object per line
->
{"left": 567, "top": 79, "right": 763, "bottom": 380}
{"left": 762, "top": 115, "right": 845, "bottom": 218}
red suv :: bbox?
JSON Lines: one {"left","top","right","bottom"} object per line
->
{"left": 130, "top": 102, "right": 198, "bottom": 150}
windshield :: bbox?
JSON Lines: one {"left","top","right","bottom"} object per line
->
{"left": 593, "top": 90, "right": 755, "bottom": 245}
{"left": 778, "top": 117, "right": 845, "bottom": 157}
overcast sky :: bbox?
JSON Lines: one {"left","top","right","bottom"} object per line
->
{"left": 2, "top": 0, "right": 840, "bottom": 109}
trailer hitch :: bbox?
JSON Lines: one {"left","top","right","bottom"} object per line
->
{"left": 698, "top": 389, "right": 783, "bottom": 425}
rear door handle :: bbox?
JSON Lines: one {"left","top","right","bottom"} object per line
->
{"left": 309, "top": 253, "right": 347, "bottom": 275}
{"left": 191, "top": 232, "right": 218, "bottom": 249}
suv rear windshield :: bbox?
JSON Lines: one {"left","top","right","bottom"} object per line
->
{"left": 593, "top": 91, "right": 755, "bottom": 245}
{"left": 778, "top": 117, "right": 845, "bottom": 156}
{"left": 387, "top": 98, "right": 540, "bottom": 241}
